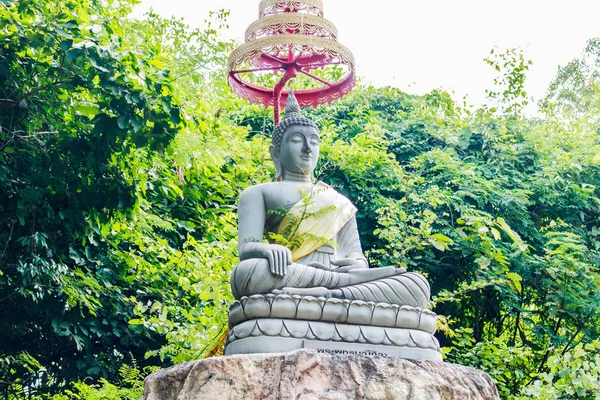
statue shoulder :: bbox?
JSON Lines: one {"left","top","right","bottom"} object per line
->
{"left": 239, "top": 182, "right": 278, "bottom": 202}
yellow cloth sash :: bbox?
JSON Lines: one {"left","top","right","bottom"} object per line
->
{"left": 277, "top": 181, "right": 357, "bottom": 261}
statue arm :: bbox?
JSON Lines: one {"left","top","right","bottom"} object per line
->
{"left": 237, "top": 186, "right": 291, "bottom": 277}
{"left": 332, "top": 216, "right": 368, "bottom": 270}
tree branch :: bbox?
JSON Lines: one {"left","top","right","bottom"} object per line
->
{"left": 1, "top": 221, "right": 16, "bottom": 259}
{"left": 0, "top": 81, "right": 68, "bottom": 111}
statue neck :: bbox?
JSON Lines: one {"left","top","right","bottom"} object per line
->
{"left": 282, "top": 170, "right": 313, "bottom": 183}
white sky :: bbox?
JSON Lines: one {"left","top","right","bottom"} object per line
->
{"left": 134, "top": 0, "right": 600, "bottom": 109}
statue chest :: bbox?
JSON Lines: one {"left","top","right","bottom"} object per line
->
{"left": 262, "top": 183, "right": 312, "bottom": 213}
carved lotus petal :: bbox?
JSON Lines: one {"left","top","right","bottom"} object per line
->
{"left": 270, "top": 295, "right": 297, "bottom": 319}
{"left": 321, "top": 298, "right": 347, "bottom": 323}
{"left": 256, "top": 319, "right": 284, "bottom": 336}
{"left": 346, "top": 301, "right": 373, "bottom": 325}
{"left": 356, "top": 330, "right": 367, "bottom": 343}
{"left": 283, "top": 320, "right": 309, "bottom": 338}
{"left": 238, "top": 296, "right": 248, "bottom": 309}
{"left": 233, "top": 321, "right": 257, "bottom": 339}
{"left": 395, "top": 307, "right": 420, "bottom": 329}
{"left": 296, "top": 296, "right": 323, "bottom": 320}
{"left": 360, "top": 326, "right": 386, "bottom": 344}
{"left": 332, "top": 327, "right": 343, "bottom": 341}
{"left": 371, "top": 303, "right": 396, "bottom": 327}
{"left": 419, "top": 310, "right": 437, "bottom": 334}
{"left": 264, "top": 293, "right": 276, "bottom": 305}
{"left": 279, "top": 324, "right": 291, "bottom": 337}
{"left": 335, "top": 324, "right": 360, "bottom": 342}
{"left": 381, "top": 333, "right": 392, "bottom": 345}
{"left": 226, "top": 330, "right": 237, "bottom": 343}
{"left": 410, "top": 330, "right": 438, "bottom": 349}
{"left": 244, "top": 295, "right": 271, "bottom": 319}
{"left": 386, "top": 328, "right": 410, "bottom": 346}
{"left": 406, "top": 331, "right": 418, "bottom": 347}
{"left": 228, "top": 301, "right": 245, "bottom": 328}
{"left": 431, "top": 335, "right": 441, "bottom": 350}
{"left": 309, "top": 321, "right": 335, "bottom": 340}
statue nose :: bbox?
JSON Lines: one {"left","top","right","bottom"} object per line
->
{"left": 303, "top": 144, "right": 312, "bottom": 153}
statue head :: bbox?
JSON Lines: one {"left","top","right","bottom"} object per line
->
{"left": 269, "top": 91, "right": 320, "bottom": 180}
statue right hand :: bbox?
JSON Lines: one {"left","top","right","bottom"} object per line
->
{"left": 239, "top": 242, "right": 292, "bottom": 277}
{"left": 265, "top": 244, "right": 292, "bottom": 277}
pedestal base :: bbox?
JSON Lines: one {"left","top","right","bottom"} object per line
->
{"left": 224, "top": 318, "right": 442, "bottom": 361}
{"left": 225, "top": 336, "right": 443, "bottom": 361}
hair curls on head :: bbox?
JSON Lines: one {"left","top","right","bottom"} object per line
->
{"left": 271, "top": 91, "right": 319, "bottom": 152}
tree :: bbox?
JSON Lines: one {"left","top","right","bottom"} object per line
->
{"left": 0, "top": 0, "right": 183, "bottom": 395}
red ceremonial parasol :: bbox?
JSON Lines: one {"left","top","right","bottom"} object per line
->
{"left": 228, "top": 0, "right": 356, "bottom": 125}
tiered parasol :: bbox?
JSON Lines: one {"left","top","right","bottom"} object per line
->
{"left": 228, "top": 0, "right": 356, "bottom": 124}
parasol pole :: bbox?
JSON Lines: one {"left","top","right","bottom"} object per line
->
{"left": 272, "top": 52, "right": 298, "bottom": 125}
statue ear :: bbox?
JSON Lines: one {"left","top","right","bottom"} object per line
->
{"left": 269, "top": 145, "right": 282, "bottom": 180}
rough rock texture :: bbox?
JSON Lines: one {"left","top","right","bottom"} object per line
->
{"left": 141, "top": 349, "right": 500, "bottom": 400}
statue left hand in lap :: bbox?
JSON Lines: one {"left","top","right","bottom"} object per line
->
{"left": 231, "top": 92, "right": 430, "bottom": 308}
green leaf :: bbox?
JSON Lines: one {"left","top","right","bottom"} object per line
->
{"left": 59, "top": 39, "right": 73, "bottom": 52}
{"left": 457, "top": 128, "right": 472, "bottom": 150}
{"left": 491, "top": 227, "right": 501, "bottom": 240}
{"left": 75, "top": 104, "right": 99, "bottom": 118}
{"left": 506, "top": 272, "right": 522, "bottom": 292}
{"left": 170, "top": 107, "right": 181, "bottom": 124}
{"left": 117, "top": 115, "right": 129, "bottom": 129}
{"left": 89, "top": 57, "right": 109, "bottom": 73}
{"left": 65, "top": 48, "right": 83, "bottom": 62}
{"left": 132, "top": 116, "right": 143, "bottom": 133}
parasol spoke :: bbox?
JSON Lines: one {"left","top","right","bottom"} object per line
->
{"left": 232, "top": 66, "right": 284, "bottom": 74}
{"left": 259, "top": 53, "right": 286, "bottom": 66}
{"left": 299, "top": 69, "right": 333, "bottom": 87}
{"left": 297, "top": 61, "right": 343, "bottom": 68}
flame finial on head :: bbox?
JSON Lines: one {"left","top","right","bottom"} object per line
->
{"left": 284, "top": 89, "right": 301, "bottom": 118}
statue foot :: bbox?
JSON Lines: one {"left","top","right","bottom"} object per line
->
{"left": 272, "top": 286, "right": 332, "bottom": 298}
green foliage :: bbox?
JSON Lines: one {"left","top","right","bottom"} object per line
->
{"left": 48, "top": 361, "right": 153, "bottom": 400}
{"left": 485, "top": 47, "right": 533, "bottom": 114}
{"left": 0, "top": 0, "right": 230, "bottom": 396}
{"left": 518, "top": 340, "right": 600, "bottom": 399}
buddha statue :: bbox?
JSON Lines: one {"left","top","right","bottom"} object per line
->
{"left": 225, "top": 92, "right": 442, "bottom": 361}
{"left": 231, "top": 92, "right": 430, "bottom": 307}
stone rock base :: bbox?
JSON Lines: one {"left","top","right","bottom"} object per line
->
{"left": 141, "top": 349, "right": 500, "bottom": 400}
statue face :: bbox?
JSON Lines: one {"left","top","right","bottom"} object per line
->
{"left": 279, "top": 125, "right": 320, "bottom": 176}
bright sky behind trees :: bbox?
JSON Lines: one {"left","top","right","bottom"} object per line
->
{"left": 135, "top": 0, "right": 599, "bottom": 109}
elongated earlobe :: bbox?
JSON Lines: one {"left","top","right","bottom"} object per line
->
{"left": 269, "top": 145, "right": 282, "bottom": 180}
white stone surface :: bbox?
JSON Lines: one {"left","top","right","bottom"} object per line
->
{"left": 141, "top": 349, "right": 500, "bottom": 400}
